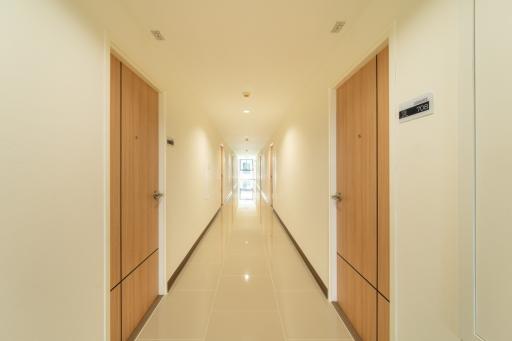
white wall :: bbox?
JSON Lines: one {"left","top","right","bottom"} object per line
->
{"left": 165, "top": 111, "right": 225, "bottom": 277}
{"left": 267, "top": 0, "right": 462, "bottom": 340}
{"left": 473, "top": 0, "right": 512, "bottom": 339}
{"left": 0, "top": 0, "right": 231, "bottom": 339}
{"left": 0, "top": 1, "right": 107, "bottom": 339}
{"left": 391, "top": 2, "right": 459, "bottom": 339}
{"left": 460, "top": 2, "right": 512, "bottom": 340}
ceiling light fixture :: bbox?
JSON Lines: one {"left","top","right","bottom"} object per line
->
{"left": 243, "top": 109, "right": 251, "bottom": 114}
{"left": 150, "top": 30, "right": 165, "bottom": 41}
{"left": 330, "top": 21, "right": 346, "bottom": 33}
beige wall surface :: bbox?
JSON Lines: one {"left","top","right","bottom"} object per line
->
{"left": 474, "top": 0, "right": 512, "bottom": 339}
{"left": 165, "top": 111, "right": 225, "bottom": 277}
{"left": 0, "top": 0, "right": 230, "bottom": 339}
{"left": 0, "top": 1, "right": 107, "bottom": 339}
{"left": 265, "top": 0, "right": 461, "bottom": 340}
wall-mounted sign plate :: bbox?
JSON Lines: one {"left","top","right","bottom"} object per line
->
{"left": 399, "top": 93, "right": 434, "bottom": 122}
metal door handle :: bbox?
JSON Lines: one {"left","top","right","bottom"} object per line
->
{"left": 153, "top": 191, "right": 164, "bottom": 200}
{"left": 331, "top": 192, "right": 343, "bottom": 202}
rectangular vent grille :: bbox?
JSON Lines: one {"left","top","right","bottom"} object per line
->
{"left": 150, "top": 30, "right": 165, "bottom": 41}
{"left": 330, "top": 21, "right": 346, "bottom": 33}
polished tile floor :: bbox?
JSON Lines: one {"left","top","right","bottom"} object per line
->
{"left": 137, "top": 189, "right": 353, "bottom": 341}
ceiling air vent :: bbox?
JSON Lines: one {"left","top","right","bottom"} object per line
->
{"left": 150, "top": 30, "right": 165, "bottom": 41}
{"left": 330, "top": 21, "right": 346, "bottom": 33}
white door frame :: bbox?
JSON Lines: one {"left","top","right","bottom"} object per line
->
{"left": 327, "top": 86, "right": 338, "bottom": 303}
{"left": 458, "top": 0, "right": 484, "bottom": 340}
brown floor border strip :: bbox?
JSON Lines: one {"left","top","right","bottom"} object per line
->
{"left": 332, "top": 301, "right": 363, "bottom": 341}
{"left": 272, "top": 209, "right": 328, "bottom": 298}
{"left": 166, "top": 207, "right": 222, "bottom": 292}
{"left": 127, "top": 295, "right": 163, "bottom": 341}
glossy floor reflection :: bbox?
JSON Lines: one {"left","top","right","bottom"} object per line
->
{"left": 137, "top": 190, "right": 353, "bottom": 341}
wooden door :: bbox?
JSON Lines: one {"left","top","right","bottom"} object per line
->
{"left": 122, "top": 251, "right": 159, "bottom": 339}
{"left": 110, "top": 285, "right": 122, "bottom": 341}
{"left": 338, "top": 257, "right": 377, "bottom": 341}
{"left": 121, "top": 65, "right": 159, "bottom": 277}
{"left": 335, "top": 47, "right": 389, "bottom": 341}
{"left": 111, "top": 55, "right": 160, "bottom": 341}
{"left": 377, "top": 294, "right": 389, "bottom": 341}
{"left": 337, "top": 57, "right": 378, "bottom": 286}
{"left": 110, "top": 55, "right": 122, "bottom": 289}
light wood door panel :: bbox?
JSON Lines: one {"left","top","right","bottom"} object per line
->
{"left": 110, "top": 54, "right": 122, "bottom": 289}
{"left": 337, "top": 256, "right": 377, "bottom": 341}
{"left": 110, "top": 285, "right": 122, "bottom": 341}
{"left": 377, "top": 47, "right": 390, "bottom": 299}
{"left": 121, "top": 251, "right": 159, "bottom": 340}
{"left": 337, "top": 57, "right": 378, "bottom": 286}
{"left": 121, "top": 65, "right": 159, "bottom": 277}
{"left": 377, "top": 293, "right": 389, "bottom": 341}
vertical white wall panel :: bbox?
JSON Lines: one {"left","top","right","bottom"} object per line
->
{"left": 475, "top": 1, "right": 512, "bottom": 340}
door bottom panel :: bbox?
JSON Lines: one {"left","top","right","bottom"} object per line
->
{"left": 121, "top": 250, "right": 159, "bottom": 340}
{"left": 337, "top": 255, "right": 377, "bottom": 341}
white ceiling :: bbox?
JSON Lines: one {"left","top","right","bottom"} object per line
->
{"left": 122, "top": 0, "right": 369, "bottom": 154}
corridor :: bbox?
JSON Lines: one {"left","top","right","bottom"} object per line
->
{"left": 4, "top": 1, "right": 511, "bottom": 340}
{"left": 136, "top": 186, "right": 352, "bottom": 341}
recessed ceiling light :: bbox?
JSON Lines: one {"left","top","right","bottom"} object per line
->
{"left": 150, "top": 30, "right": 165, "bottom": 41}
{"left": 243, "top": 109, "right": 251, "bottom": 114}
{"left": 243, "top": 273, "right": 251, "bottom": 282}
{"left": 330, "top": 21, "right": 345, "bottom": 33}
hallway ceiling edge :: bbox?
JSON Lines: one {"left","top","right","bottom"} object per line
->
{"left": 85, "top": 0, "right": 371, "bottom": 154}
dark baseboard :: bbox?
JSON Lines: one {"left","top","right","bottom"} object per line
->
{"left": 332, "top": 301, "right": 363, "bottom": 341}
{"left": 272, "top": 209, "right": 328, "bottom": 298}
{"left": 167, "top": 207, "right": 221, "bottom": 292}
{"left": 127, "top": 295, "right": 163, "bottom": 341}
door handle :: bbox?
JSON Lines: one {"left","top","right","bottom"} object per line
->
{"left": 152, "top": 191, "right": 164, "bottom": 201}
{"left": 331, "top": 192, "right": 343, "bottom": 202}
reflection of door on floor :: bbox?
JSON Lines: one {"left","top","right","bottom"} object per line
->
{"left": 239, "top": 180, "right": 255, "bottom": 200}
{"left": 269, "top": 145, "right": 274, "bottom": 206}
{"left": 220, "top": 145, "right": 224, "bottom": 205}
{"left": 239, "top": 158, "right": 255, "bottom": 200}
